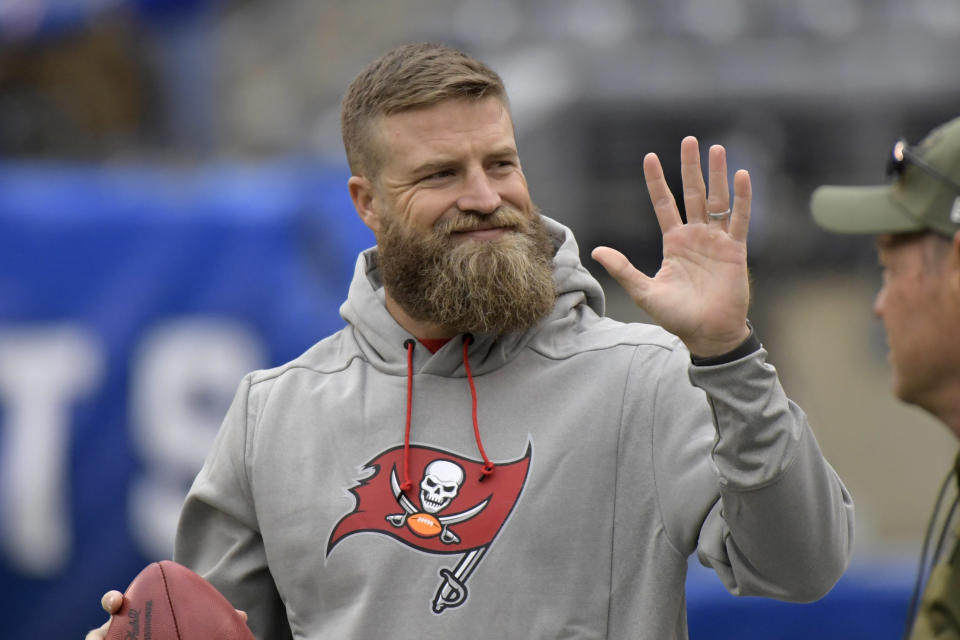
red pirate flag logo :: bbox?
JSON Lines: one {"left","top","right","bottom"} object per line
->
{"left": 328, "top": 443, "right": 532, "bottom": 613}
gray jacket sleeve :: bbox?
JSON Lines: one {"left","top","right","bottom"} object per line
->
{"left": 173, "top": 374, "right": 292, "bottom": 640}
{"left": 653, "top": 343, "right": 854, "bottom": 602}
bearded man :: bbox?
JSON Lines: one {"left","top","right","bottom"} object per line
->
{"left": 89, "top": 42, "right": 853, "bottom": 640}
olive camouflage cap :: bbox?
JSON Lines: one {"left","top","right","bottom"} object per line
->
{"left": 811, "top": 115, "right": 960, "bottom": 237}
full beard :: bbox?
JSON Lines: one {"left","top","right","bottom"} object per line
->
{"left": 377, "top": 206, "right": 558, "bottom": 336}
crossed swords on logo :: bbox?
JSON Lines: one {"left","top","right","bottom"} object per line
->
{"left": 387, "top": 468, "right": 491, "bottom": 613}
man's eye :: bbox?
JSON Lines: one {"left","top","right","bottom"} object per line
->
{"left": 423, "top": 170, "right": 454, "bottom": 181}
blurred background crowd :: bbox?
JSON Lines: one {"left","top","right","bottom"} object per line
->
{"left": 2, "top": 0, "right": 960, "bottom": 637}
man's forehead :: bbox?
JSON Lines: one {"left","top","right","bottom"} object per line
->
{"left": 375, "top": 98, "right": 516, "bottom": 152}
{"left": 874, "top": 232, "right": 951, "bottom": 269}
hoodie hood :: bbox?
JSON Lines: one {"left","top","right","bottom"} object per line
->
{"left": 339, "top": 215, "right": 606, "bottom": 377}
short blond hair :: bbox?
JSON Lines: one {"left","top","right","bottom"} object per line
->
{"left": 340, "top": 42, "right": 508, "bottom": 178}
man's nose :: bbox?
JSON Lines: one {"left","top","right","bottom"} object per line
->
{"left": 872, "top": 287, "right": 885, "bottom": 318}
{"left": 456, "top": 170, "right": 501, "bottom": 215}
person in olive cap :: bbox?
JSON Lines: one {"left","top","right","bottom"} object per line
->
{"left": 811, "top": 115, "right": 960, "bottom": 640}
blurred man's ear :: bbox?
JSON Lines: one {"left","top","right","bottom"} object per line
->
{"left": 349, "top": 176, "right": 382, "bottom": 235}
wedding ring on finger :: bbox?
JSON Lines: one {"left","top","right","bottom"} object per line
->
{"left": 707, "top": 208, "right": 732, "bottom": 223}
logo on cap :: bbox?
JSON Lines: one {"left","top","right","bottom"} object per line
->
{"left": 951, "top": 197, "right": 960, "bottom": 225}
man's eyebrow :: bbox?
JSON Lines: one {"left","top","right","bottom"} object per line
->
{"left": 409, "top": 158, "right": 458, "bottom": 176}
{"left": 487, "top": 146, "right": 520, "bottom": 159}
{"left": 408, "top": 147, "right": 519, "bottom": 176}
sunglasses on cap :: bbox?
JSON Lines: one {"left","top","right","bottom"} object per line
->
{"left": 886, "top": 138, "right": 960, "bottom": 195}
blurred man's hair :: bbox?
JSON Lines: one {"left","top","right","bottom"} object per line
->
{"left": 340, "top": 42, "right": 509, "bottom": 179}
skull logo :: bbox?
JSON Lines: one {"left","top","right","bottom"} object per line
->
{"left": 420, "top": 459, "right": 465, "bottom": 514}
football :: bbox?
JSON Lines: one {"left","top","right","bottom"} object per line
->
{"left": 407, "top": 512, "right": 443, "bottom": 537}
{"left": 106, "top": 560, "right": 254, "bottom": 640}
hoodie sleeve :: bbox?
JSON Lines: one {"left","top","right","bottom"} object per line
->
{"left": 651, "top": 342, "right": 854, "bottom": 602}
{"left": 174, "top": 374, "right": 292, "bottom": 640}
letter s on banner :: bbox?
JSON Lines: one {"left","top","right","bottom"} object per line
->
{"left": 128, "top": 317, "right": 265, "bottom": 559}
{"left": 0, "top": 326, "right": 104, "bottom": 577}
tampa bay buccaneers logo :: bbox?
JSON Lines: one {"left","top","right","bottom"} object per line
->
{"left": 327, "top": 443, "right": 532, "bottom": 613}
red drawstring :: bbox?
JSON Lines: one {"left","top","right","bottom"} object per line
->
{"left": 400, "top": 339, "right": 415, "bottom": 492}
{"left": 399, "top": 334, "right": 495, "bottom": 495}
{"left": 463, "top": 335, "right": 495, "bottom": 481}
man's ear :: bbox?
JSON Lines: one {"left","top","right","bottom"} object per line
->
{"left": 349, "top": 175, "right": 382, "bottom": 234}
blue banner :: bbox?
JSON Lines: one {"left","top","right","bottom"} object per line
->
{"left": 0, "top": 162, "right": 370, "bottom": 637}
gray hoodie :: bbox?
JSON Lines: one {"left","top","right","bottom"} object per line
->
{"left": 175, "top": 216, "right": 854, "bottom": 639}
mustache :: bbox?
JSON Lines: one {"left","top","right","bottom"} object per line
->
{"left": 434, "top": 206, "right": 533, "bottom": 235}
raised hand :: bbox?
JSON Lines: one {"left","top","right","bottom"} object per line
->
{"left": 591, "top": 136, "right": 752, "bottom": 358}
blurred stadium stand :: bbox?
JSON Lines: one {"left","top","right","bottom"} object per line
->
{"left": 1, "top": 0, "right": 959, "bottom": 637}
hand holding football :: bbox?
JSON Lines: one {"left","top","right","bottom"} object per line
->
{"left": 105, "top": 561, "right": 253, "bottom": 640}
